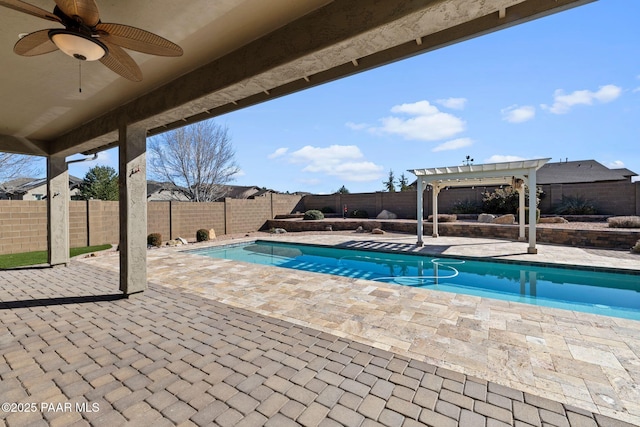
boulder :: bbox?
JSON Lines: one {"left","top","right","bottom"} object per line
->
{"left": 356, "top": 226, "right": 365, "bottom": 233}
{"left": 494, "top": 214, "right": 515, "bottom": 224}
{"left": 478, "top": 213, "right": 496, "bottom": 223}
{"left": 274, "top": 228, "right": 287, "bottom": 234}
{"left": 177, "top": 237, "right": 188, "bottom": 245}
{"left": 209, "top": 228, "right": 216, "bottom": 239}
{"left": 372, "top": 228, "right": 385, "bottom": 234}
{"left": 539, "top": 217, "right": 569, "bottom": 224}
{"left": 376, "top": 210, "right": 397, "bottom": 220}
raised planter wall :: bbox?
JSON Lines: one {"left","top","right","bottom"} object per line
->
{"left": 264, "top": 219, "right": 640, "bottom": 250}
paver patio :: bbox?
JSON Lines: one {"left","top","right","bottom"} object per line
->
{"left": 1, "top": 231, "right": 639, "bottom": 426}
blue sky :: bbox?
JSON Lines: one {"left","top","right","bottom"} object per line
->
{"left": 69, "top": 0, "right": 639, "bottom": 193}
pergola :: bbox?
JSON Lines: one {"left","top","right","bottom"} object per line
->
{"left": 0, "top": 0, "right": 593, "bottom": 296}
{"left": 409, "top": 158, "right": 551, "bottom": 254}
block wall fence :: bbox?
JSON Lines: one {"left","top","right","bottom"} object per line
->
{"left": 0, "top": 194, "right": 304, "bottom": 255}
{"left": 302, "top": 181, "right": 640, "bottom": 218}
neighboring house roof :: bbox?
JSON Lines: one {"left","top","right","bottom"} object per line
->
{"left": 217, "top": 185, "right": 277, "bottom": 200}
{"left": 146, "top": 181, "right": 189, "bottom": 201}
{"left": 536, "top": 160, "right": 637, "bottom": 185}
{"left": 0, "top": 175, "right": 83, "bottom": 198}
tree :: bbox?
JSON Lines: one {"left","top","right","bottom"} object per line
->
{"left": 383, "top": 170, "right": 396, "bottom": 192}
{"left": 79, "top": 165, "right": 119, "bottom": 200}
{"left": 148, "top": 121, "right": 240, "bottom": 202}
{"left": 398, "top": 173, "right": 411, "bottom": 191}
{"left": 335, "top": 185, "right": 350, "bottom": 194}
{"left": 0, "top": 153, "right": 39, "bottom": 182}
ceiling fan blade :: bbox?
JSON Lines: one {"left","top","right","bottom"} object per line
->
{"left": 96, "top": 23, "right": 183, "bottom": 57}
{"left": 100, "top": 41, "right": 142, "bottom": 82}
{"left": 54, "top": 0, "right": 99, "bottom": 27}
{"left": 0, "top": 0, "right": 61, "bottom": 22}
{"left": 14, "top": 29, "right": 59, "bottom": 56}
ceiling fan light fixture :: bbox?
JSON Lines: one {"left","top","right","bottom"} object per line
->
{"left": 49, "top": 29, "right": 107, "bottom": 61}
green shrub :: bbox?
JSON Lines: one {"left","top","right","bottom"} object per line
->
{"left": 196, "top": 229, "right": 210, "bottom": 242}
{"left": 554, "top": 195, "right": 597, "bottom": 215}
{"left": 450, "top": 199, "right": 482, "bottom": 214}
{"left": 427, "top": 214, "right": 457, "bottom": 223}
{"left": 481, "top": 187, "right": 519, "bottom": 214}
{"left": 320, "top": 206, "right": 335, "bottom": 214}
{"left": 147, "top": 233, "right": 162, "bottom": 247}
{"left": 303, "top": 210, "right": 324, "bottom": 220}
{"left": 349, "top": 209, "right": 368, "bottom": 219}
{"left": 632, "top": 240, "right": 640, "bottom": 254}
{"left": 607, "top": 216, "right": 640, "bottom": 228}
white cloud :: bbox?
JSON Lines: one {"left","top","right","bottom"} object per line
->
{"left": 608, "top": 160, "right": 625, "bottom": 168}
{"left": 345, "top": 121, "right": 369, "bottom": 130}
{"left": 484, "top": 155, "right": 528, "bottom": 163}
{"left": 288, "top": 145, "right": 384, "bottom": 182}
{"left": 501, "top": 105, "right": 535, "bottom": 123}
{"left": 432, "top": 138, "right": 473, "bottom": 152}
{"left": 376, "top": 101, "right": 466, "bottom": 141}
{"left": 541, "top": 84, "right": 622, "bottom": 114}
{"left": 233, "top": 169, "right": 246, "bottom": 177}
{"left": 436, "top": 97, "right": 467, "bottom": 110}
{"left": 267, "top": 147, "right": 288, "bottom": 159}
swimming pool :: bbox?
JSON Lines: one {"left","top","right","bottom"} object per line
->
{"left": 188, "top": 240, "right": 640, "bottom": 320}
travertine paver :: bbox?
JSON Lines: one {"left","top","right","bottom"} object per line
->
{"left": 1, "top": 259, "right": 638, "bottom": 426}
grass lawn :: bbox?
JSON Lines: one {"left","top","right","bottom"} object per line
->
{"left": 0, "top": 244, "right": 113, "bottom": 269}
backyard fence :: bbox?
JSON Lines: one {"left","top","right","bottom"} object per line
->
{"left": 0, "top": 194, "right": 303, "bottom": 255}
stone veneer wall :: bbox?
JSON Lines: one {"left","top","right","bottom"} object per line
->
{"left": 264, "top": 219, "right": 640, "bottom": 250}
{"left": 0, "top": 194, "right": 302, "bottom": 255}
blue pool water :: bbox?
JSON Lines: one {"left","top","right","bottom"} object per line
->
{"left": 188, "top": 241, "right": 640, "bottom": 320}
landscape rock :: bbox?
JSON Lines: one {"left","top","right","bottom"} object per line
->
{"left": 274, "top": 228, "right": 287, "bottom": 234}
{"left": 372, "top": 228, "right": 385, "bottom": 234}
{"left": 325, "top": 225, "right": 333, "bottom": 231}
{"left": 376, "top": 210, "right": 397, "bottom": 220}
{"left": 356, "top": 226, "right": 365, "bottom": 233}
{"left": 478, "top": 213, "right": 496, "bottom": 223}
{"left": 177, "top": 237, "right": 188, "bottom": 245}
{"left": 494, "top": 214, "right": 515, "bottom": 224}
{"left": 209, "top": 228, "right": 216, "bottom": 239}
{"left": 539, "top": 217, "right": 569, "bottom": 224}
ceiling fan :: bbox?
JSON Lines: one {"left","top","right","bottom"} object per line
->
{"left": 0, "top": 0, "right": 183, "bottom": 81}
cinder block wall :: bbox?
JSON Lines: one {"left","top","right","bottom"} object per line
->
{"left": 87, "top": 200, "right": 119, "bottom": 247}
{"left": 170, "top": 201, "right": 225, "bottom": 240}
{"left": 302, "top": 181, "right": 640, "bottom": 218}
{"left": 0, "top": 201, "right": 47, "bottom": 254}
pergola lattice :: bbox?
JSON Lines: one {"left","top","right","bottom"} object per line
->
{"left": 409, "top": 158, "right": 550, "bottom": 254}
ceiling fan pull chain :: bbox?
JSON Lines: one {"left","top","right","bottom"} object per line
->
{"left": 79, "top": 61, "right": 82, "bottom": 93}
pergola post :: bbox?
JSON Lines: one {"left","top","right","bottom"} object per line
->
{"left": 47, "top": 155, "right": 70, "bottom": 266}
{"left": 516, "top": 179, "right": 526, "bottom": 241}
{"left": 527, "top": 168, "right": 537, "bottom": 254}
{"left": 432, "top": 184, "right": 440, "bottom": 238}
{"left": 119, "top": 123, "right": 147, "bottom": 295}
{"left": 416, "top": 178, "right": 424, "bottom": 246}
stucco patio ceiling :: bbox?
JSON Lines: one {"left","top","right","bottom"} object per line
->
{"left": 0, "top": 0, "right": 595, "bottom": 159}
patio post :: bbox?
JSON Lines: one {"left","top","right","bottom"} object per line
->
{"left": 516, "top": 179, "right": 526, "bottom": 241}
{"left": 527, "top": 168, "right": 537, "bottom": 254}
{"left": 47, "top": 155, "right": 70, "bottom": 266}
{"left": 432, "top": 183, "right": 440, "bottom": 238}
{"left": 119, "top": 123, "right": 148, "bottom": 295}
{"left": 416, "top": 178, "right": 424, "bottom": 246}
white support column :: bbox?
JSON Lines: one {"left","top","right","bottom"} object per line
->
{"left": 517, "top": 179, "right": 526, "bottom": 241}
{"left": 47, "top": 155, "right": 70, "bottom": 266}
{"left": 527, "top": 168, "right": 537, "bottom": 254}
{"left": 432, "top": 184, "right": 440, "bottom": 238}
{"left": 416, "top": 178, "right": 424, "bottom": 246}
{"left": 119, "top": 123, "right": 147, "bottom": 295}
